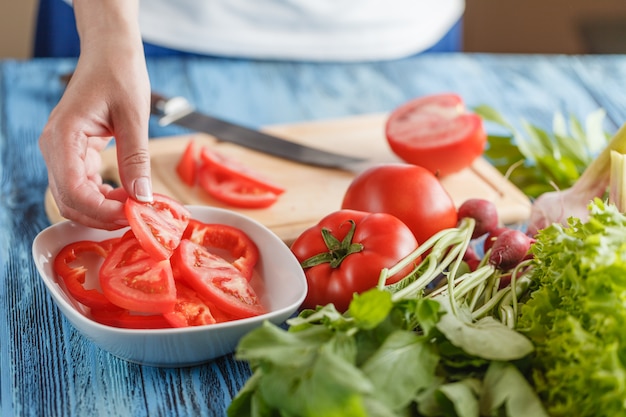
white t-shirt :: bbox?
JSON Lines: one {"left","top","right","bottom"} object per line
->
{"left": 67, "top": 0, "right": 465, "bottom": 61}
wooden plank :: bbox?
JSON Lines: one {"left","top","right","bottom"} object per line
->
{"left": 45, "top": 113, "right": 531, "bottom": 243}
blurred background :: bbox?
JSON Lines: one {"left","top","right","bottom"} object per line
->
{"left": 2, "top": 0, "right": 626, "bottom": 58}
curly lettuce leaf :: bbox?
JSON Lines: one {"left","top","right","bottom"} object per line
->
{"left": 518, "top": 199, "right": 626, "bottom": 417}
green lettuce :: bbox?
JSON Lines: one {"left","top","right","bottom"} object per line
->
{"left": 518, "top": 199, "right": 626, "bottom": 416}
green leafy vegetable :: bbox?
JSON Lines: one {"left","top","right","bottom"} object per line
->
{"left": 474, "top": 106, "right": 611, "bottom": 198}
{"left": 228, "top": 219, "right": 547, "bottom": 417}
{"left": 518, "top": 199, "right": 626, "bottom": 417}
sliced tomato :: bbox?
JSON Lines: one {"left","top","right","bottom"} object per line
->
{"left": 197, "top": 166, "right": 281, "bottom": 209}
{"left": 163, "top": 281, "right": 217, "bottom": 327}
{"left": 196, "top": 147, "right": 285, "bottom": 209}
{"left": 125, "top": 193, "right": 191, "bottom": 261}
{"left": 90, "top": 307, "right": 172, "bottom": 329}
{"left": 173, "top": 239, "right": 266, "bottom": 319}
{"left": 176, "top": 139, "right": 198, "bottom": 186}
{"left": 183, "top": 219, "right": 259, "bottom": 280}
{"left": 54, "top": 239, "right": 119, "bottom": 309}
{"left": 385, "top": 93, "right": 487, "bottom": 177}
{"left": 99, "top": 237, "right": 177, "bottom": 314}
{"left": 199, "top": 147, "right": 285, "bottom": 195}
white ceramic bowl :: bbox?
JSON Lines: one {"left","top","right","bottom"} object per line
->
{"left": 32, "top": 206, "right": 307, "bottom": 367}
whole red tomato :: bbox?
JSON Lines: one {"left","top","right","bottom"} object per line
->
{"left": 385, "top": 93, "right": 486, "bottom": 177}
{"left": 291, "top": 210, "right": 419, "bottom": 312}
{"left": 341, "top": 164, "right": 458, "bottom": 245}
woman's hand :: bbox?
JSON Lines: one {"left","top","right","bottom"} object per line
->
{"left": 39, "top": 0, "right": 152, "bottom": 230}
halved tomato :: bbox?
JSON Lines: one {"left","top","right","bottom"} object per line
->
{"left": 99, "top": 237, "right": 177, "bottom": 314}
{"left": 385, "top": 93, "right": 487, "bottom": 177}
{"left": 125, "top": 193, "right": 190, "bottom": 261}
{"left": 173, "top": 239, "right": 266, "bottom": 319}
{"left": 182, "top": 219, "right": 259, "bottom": 280}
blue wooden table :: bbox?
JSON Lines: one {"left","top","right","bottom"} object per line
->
{"left": 2, "top": 53, "right": 626, "bottom": 416}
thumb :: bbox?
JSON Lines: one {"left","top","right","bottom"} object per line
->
{"left": 116, "top": 130, "right": 153, "bottom": 203}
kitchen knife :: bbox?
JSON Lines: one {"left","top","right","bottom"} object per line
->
{"left": 59, "top": 73, "right": 365, "bottom": 169}
{"left": 150, "top": 92, "right": 366, "bottom": 169}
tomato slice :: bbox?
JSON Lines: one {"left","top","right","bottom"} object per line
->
{"left": 125, "top": 193, "right": 191, "bottom": 261}
{"left": 173, "top": 239, "right": 266, "bottom": 319}
{"left": 99, "top": 237, "right": 177, "bottom": 314}
{"left": 54, "top": 239, "right": 120, "bottom": 309}
{"left": 183, "top": 219, "right": 259, "bottom": 280}
{"left": 385, "top": 93, "right": 487, "bottom": 177}
{"left": 197, "top": 166, "right": 281, "bottom": 209}
{"left": 196, "top": 147, "right": 285, "bottom": 209}
{"left": 199, "top": 147, "right": 285, "bottom": 195}
{"left": 163, "top": 281, "right": 217, "bottom": 328}
{"left": 176, "top": 140, "right": 198, "bottom": 186}
{"left": 90, "top": 307, "right": 172, "bottom": 329}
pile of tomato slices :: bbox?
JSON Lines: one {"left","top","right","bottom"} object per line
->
{"left": 53, "top": 194, "right": 267, "bottom": 329}
{"left": 176, "top": 140, "right": 286, "bottom": 209}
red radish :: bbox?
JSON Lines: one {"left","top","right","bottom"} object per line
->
{"left": 463, "top": 245, "right": 481, "bottom": 271}
{"left": 457, "top": 198, "right": 499, "bottom": 239}
{"left": 488, "top": 229, "right": 533, "bottom": 270}
{"left": 483, "top": 227, "right": 508, "bottom": 254}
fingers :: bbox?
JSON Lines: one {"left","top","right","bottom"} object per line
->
{"left": 46, "top": 170, "right": 128, "bottom": 230}
{"left": 106, "top": 60, "right": 153, "bottom": 204}
{"left": 116, "top": 136, "right": 153, "bottom": 204}
{"left": 39, "top": 111, "right": 130, "bottom": 230}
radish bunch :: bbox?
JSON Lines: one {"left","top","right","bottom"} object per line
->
{"left": 457, "top": 198, "right": 534, "bottom": 271}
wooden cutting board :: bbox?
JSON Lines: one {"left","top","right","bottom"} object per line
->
{"left": 45, "top": 113, "right": 531, "bottom": 244}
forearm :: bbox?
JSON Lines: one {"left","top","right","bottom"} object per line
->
{"left": 73, "top": 0, "right": 143, "bottom": 58}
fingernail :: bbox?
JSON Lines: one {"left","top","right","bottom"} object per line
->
{"left": 134, "top": 177, "right": 153, "bottom": 202}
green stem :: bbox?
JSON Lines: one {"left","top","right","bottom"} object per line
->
{"left": 300, "top": 220, "right": 364, "bottom": 269}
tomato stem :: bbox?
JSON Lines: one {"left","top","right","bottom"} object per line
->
{"left": 300, "top": 220, "right": 364, "bottom": 269}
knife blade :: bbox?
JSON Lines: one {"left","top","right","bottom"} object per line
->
{"left": 150, "top": 92, "right": 366, "bottom": 169}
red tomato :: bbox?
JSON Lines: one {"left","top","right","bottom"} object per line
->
{"left": 125, "top": 193, "right": 191, "bottom": 261}
{"left": 341, "top": 164, "right": 458, "bottom": 245}
{"left": 290, "top": 210, "right": 419, "bottom": 312}
{"left": 99, "top": 237, "right": 177, "bottom": 314}
{"left": 385, "top": 93, "right": 487, "bottom": 177}
{"left": 173, "top": 239, "right": 266, "bottom": 319}
{"left": 176, "top": 140, "right": 198, "bottom": 186}
{"left": 163, "top": 281, "right": 217, "bottom": 327}
{"left": 198, "top": 166, "right": 281, "bottom": 209}
{"left": 182, "top": 219, "right": 259, "bottom": 280}
{"left": 53, "top": 239, "right": 119, "bottom": 309}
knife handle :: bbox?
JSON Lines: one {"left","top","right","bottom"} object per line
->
{"left": 151, "top": 93, "right": 195, "bottom": 126}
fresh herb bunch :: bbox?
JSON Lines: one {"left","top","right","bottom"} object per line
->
{"left": 228, "top": 219, "right": 547, "bottom": 417}
{"left": 517, "top": 199, "right": 626, "bottom": 417}
{"left": 474, "top": 106, "right": 611, "bottom": 198}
